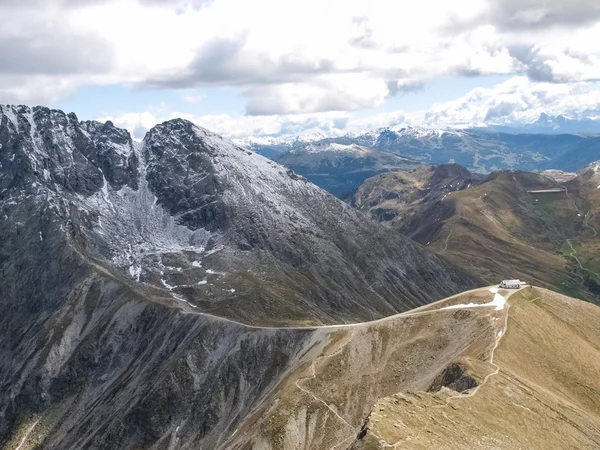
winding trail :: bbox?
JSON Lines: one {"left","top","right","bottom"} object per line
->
{"left": 378, "top": 287, "right": 523, "bottom": 449}
{"left": 561, "top": 184, "right": 600, "bottom": 281}
{"left": 319, "top": 287, "right": 523, "bottom": 449}
{"left": 176, "top": 285, "right": 505, "bottom": 331}
{"left": 585, "top": 210, "right": 598, "bottom": 237}
{"left": 15, "top": 419, "right": 39, "bottom": 450}
{"left": 442, "top": 206, "right": 465, "bottom": 253}
{"left": 566, "top": 239, "right": 600, "bottom": 280}
{"left": 437, "top": 289, "right": 516, "bottom": 404}
{"left": 294, "top": 338, "right": 356, "bottom": 432}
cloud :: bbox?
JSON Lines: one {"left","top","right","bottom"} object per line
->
{"left": 244, "top": 74, "right": 389, "bottom": 115}
{"left": 99, "top": 109, "right": 356, "bottom": 139}
{"left": 0, "top": 32, "right": 113, "bottom": 76}
{"left": 98, "top": 75, "right": 600, "bottom": 141}
{"left": 141, "top": 35, "right": 338, "bottom": 89}
{"left": 1, "top": 0, "right": 600, "bottom": 115}
{"left": 419, "top": 76, "right": 600, "bottom": 128}
{"left": 487, "top": 0, "right": 600, "bottom": 30}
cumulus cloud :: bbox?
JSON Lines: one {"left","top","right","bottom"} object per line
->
{"left": 419, "top": 76, "right": 600, "bottom": 128}
{"left": 244, "top": 75, "right": 389, "bottom": 115}
{"left": 485, "top": 0, "right": 600, "bottom": 30}
{"left": 99, "top": 76, "right": 600, "bottom": 141}
{"left": 0, "top": 32, "right": 112, "bottom": 76}
{"left": 100, "top": 109, "right": 356, "bottom": 139}
{"left": 1, "top": 0, "right": 600, "bottom": 118}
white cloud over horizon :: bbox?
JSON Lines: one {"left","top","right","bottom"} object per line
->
{"left": 2, "top": 0, "right": 600, "bottom": 135}
{"left": 99, "top": 76, "right": 600, "bottom": 139}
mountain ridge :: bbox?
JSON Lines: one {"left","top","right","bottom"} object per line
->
{"left": 241, "top": 124, "right": 600, "bottom": 187}
{"left": 349, "top": 160, "right": 600, "bottom": 303}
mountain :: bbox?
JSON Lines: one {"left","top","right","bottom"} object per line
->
{"left": 350, "top": 162, "right": 600, "bottom": 302}
{"left": 220, "top": 286, "right": 600, "bottom": 449}
{"left": 0, "top": 105, "right": 480, "bottom": 448}
{"left": 488, "top": 113, "right": 600, "bottom": 134}
{"left": 350, "top": 164, "right": 481, "bottom": 222}
{"left": 236, "top": 137, "right": 423, "bottom": 197}
{"left": 242, "top": 126, "right": 600, "bottom": 188}
{"left": 275, "top": 142, "right": 422, "bottom": 197}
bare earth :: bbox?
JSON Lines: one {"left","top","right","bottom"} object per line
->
{"left": 217, "top": 286, "right": 600, "bottom": 449}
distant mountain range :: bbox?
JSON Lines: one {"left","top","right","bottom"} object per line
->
{"left": 238, "top": 122, "right": 600, "bottom": 197}
{"left": 486, "top": 113, "right": 600, "bottom": 134}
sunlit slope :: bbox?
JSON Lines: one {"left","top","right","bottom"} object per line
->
{"left": 354, "top": 287, "right": 600, "bottom": 449}
{"left": 353, "top": 166, "right": 600, "bottom": 302}
{"left": 221, "top": 286, "right": 600, "bottom": 450}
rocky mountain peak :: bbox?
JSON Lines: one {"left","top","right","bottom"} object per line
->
{"left": 0, "top": 105, "right": 137, "bottom": 198}
{"left": 0, "top": 105, "right": 480, "bottom": 326}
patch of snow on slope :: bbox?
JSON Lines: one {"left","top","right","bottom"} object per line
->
{"left": 193, "top": 125, "right": 336, "bottom": 232}
{"left": 1, "top": 106, "right": 19, "bottom": 130}
{"left": 442, "top": 292, "right": 506, "bottom": 311}
{"left": 78, "top": 141, "right": 211, "bottom": 281}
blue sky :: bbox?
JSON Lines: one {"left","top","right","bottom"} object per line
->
{"left": 2, "top": 0, "right": 600, "bottom": 138}
{"left": 53, "top": 75, "right": 513, "bottom": 123}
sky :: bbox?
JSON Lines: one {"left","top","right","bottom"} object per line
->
{"left": 2, "top": 0, "right": 600, "bottom": 139}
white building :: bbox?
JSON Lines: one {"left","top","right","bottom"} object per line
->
{"left": 500, "top": 280, "right": 522, "bottom": 289}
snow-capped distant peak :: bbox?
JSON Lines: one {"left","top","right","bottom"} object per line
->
{"left": 233, "top": 136, "right": 280, "bottom": 147}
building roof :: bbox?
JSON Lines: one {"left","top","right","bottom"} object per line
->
{"left": 502, "top": 280, "right": 521, "bottom": 284}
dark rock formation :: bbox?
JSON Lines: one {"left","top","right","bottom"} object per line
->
{"left": 0, "top": 105, "right": 481, "bottom": 449}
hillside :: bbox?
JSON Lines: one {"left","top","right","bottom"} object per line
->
{"left": 350, "top": 164, "right": 480, "bottom": 221}
{"left": 242, "top": 126, "right": 600, "bottom": 181}
{"left": 0, "top": 105, "right": 479, "bottom": 449}
{"left": 217, "top": 286, "right": 600, "bottom": 449}
{"left": 3, "top": 105, "right": 599, "bottom": 450}
{"left": 351, "top": 165, "right": 600, "bottom": 302}
{"left": 275, "top": 143, "right": 422, "bottom": 197}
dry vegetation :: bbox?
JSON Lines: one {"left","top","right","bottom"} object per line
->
{"left": 217, "top": 286, "right": 600, "bottom": 449}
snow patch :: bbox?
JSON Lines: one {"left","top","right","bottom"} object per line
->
{"left": 206, "top": 269, "right": 226, "bottom": 276}
{"left": 443, "top": 292, "right": 506, "bottom": 311}
{"left": 129, "top": 264, "right": 142, "bottom": 281}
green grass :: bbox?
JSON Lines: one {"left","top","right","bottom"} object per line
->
{"left": 532, "top": 192, "right": 569, "bottom": 216}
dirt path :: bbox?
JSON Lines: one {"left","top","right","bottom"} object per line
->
{"left": 585, "top": 211, "right": 598, "bottom": 237}
{"left": 373, "top": 288, "right": 522, "bottom": 449}
{"left": 295, "top": 337, "right": 356, "bottom": 432}
{"left": 561, "top": 185, "right": 600, "bottom": 281}
{"left": 442, "top": 205, "right": 465, "bottom": 252}
{"left": 177, "top": 285, "right": 505, "bottom": 331}
{"left": 566, "top": 239, "right": 600, "bottom": 280}
{"left": 439, "top": 289, "right": 517, "bottom": 403}
{"left": 320, "top": 287, "right": 524, "bottom": 449}
{"left": 14, "top": 419, "right": 39, "bottom": 450}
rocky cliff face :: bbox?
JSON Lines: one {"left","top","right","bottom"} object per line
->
{"left": 0, "top": 105, "right": 480, "bottom": 449}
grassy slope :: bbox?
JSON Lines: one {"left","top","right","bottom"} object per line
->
{"left": 428, "top": 174, "right": 582, "bottom": 295}
{"left": 221, "top": 286, "right": 600, "bottom": 450}
{"left": 355, "top": 168, "right": 600, "bottom": 302}
{"left": 354, "top": 287, "right": 600, "bottom": 449}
